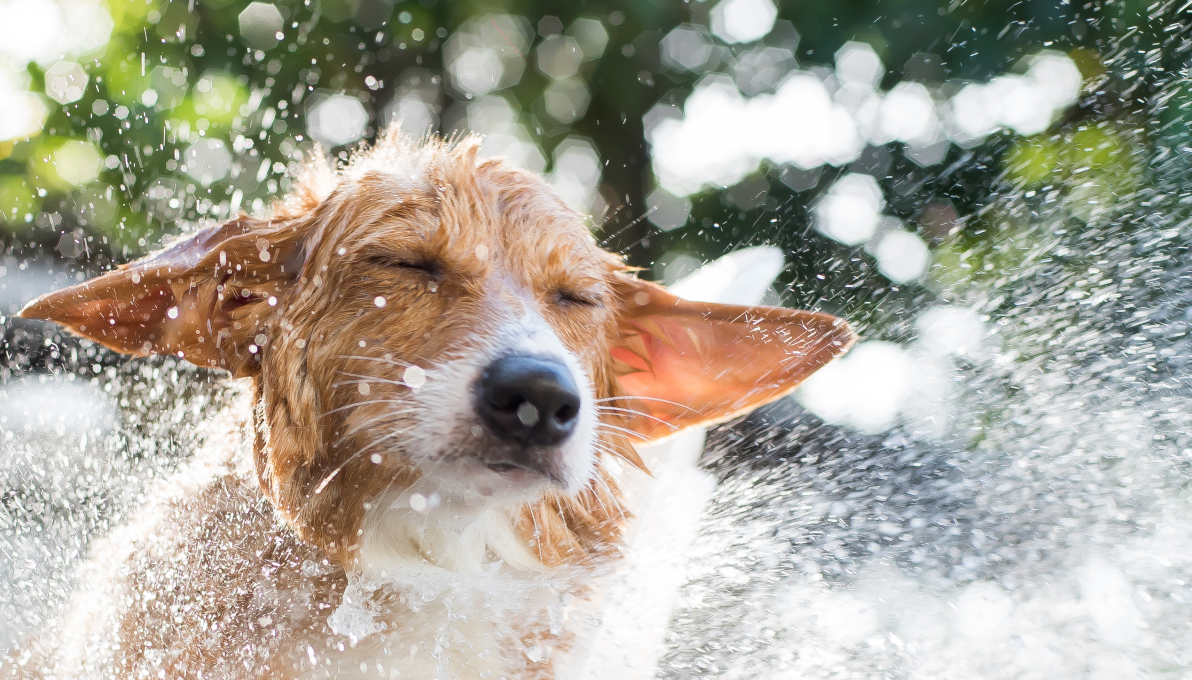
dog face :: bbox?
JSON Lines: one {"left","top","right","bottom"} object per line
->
{"left": 20, "top": 134, "right": 855, "bottom": 568}
{"left": 270, "top": 149, "right": 624, "bottom": 510}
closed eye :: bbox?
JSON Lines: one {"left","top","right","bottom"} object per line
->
{"left": 555, "top": 290, "right": 599, "bottom": 307}
{"left": 367, "top": 255, "right": 440, "bottom": 277}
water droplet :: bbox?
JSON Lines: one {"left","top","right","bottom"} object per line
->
{"left": 409, "top": 494, "right": 427, "bottom": 512}
{"left": 403, "top": 365, "right": 427, "bottom": 389}
{"left": 517, "top": 402, "right": 540, "bottom": 426}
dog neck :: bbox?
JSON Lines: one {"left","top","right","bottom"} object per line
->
{"left": 355, "top": 485, "right": 546, "bottom": 577}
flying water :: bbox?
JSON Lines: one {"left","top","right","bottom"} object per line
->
{"left": 2, "top": 0, "right": 1192, "bottom": 678}
{"left": 655, "top": 164, "right": 1192, "bottom": 678}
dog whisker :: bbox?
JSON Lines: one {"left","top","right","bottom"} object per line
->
{"left": 592, "top": 422, "right": 652, "bottom": 442}
{"left": 582, "top": 464, "right": 630, "bottom": 522}
{"left": 594, "top": 405, "right": 678, "bottom": 430}
{"left": 335, "top": 410, "right": 417, "bottom": 444}
{"left": 593, "top": 395, "right": 701, "bottom": 414}
{"left": 315, "top": 428, "right": 410, "bottom": 493}
{"left": 336, "top": 353, "right": 417, "bottom": 368}
{"left": 323, "top": 399, "right": 415, "bottom": 417}
{"left": 333, "top": 371, "right": 411, "bottom": 387}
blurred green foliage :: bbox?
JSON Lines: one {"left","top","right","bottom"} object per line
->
{"left": 0, "top": 0, "right": 1180, "bottom": 337}
{"left": 0, "top": 1, "right": 1075, "bottom": 251}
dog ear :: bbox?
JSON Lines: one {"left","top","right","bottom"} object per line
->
{"left": 18, "top": 216, "right": 309, "bottom": 377}
{"left": 610, "top": 275, "right": 856, "bottom": 441}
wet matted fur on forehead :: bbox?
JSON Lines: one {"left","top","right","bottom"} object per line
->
{"left": 273, "top": 132, "right": 622, "bottom": 278}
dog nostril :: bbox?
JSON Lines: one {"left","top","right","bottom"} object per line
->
{"left": 490, "top": 393, "right": 523, "bottom": 412}
{"left": 477, "top": 355, "right": 581, "bottom": 447}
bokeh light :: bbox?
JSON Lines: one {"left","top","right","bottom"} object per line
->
{"left": 646, "top": 188, "right": 693, "bottom": 232}
{"left": 466, "top": 95, "right": 544, "bottom": 172}
{"left": 542, "top": 78, "right": 590, "bottom": 124}
{"left": 661, "top": 25, "right": 716, "bottom": 74}
{"left": 0, "top": 0, "right": 112, "bottom": 66}
{"left": 307, "top": 94, "right": 369, "bottom": 148}
{"left": 797, "top": 340, "right": 917, "bottom": 434}
{"left": 51, "top": 140, "right": 102, "bottom": 187}
{"left": 183, "top": 138, "right": 233, "bottom": 187}
{"left": 148, "top": 66, "right": 189, "bottom": 110}
{"left": 813, "top": 173, "right": 884, "bottom": 246}
{"left": 548, "top": 136, "right": 602, "bottom": 214}
{"left": 383, "top": 70, "right": 440, "bottom": 139}
{"left": 870, "top": 227, "right": 930, "bottom": 283}
{"left": 536, "top": 36, "right": 584, "bottom": 80}
{"left": 238, "top": 2, "right": 284, "bottom": 51}
{"left": 834, "top": 41, "right": 884, "bottom": 88}
{"left": 566, "top": 17, "right": 608, "bottom": 61}
{"left": 0, "top": 68, "right": 47, "bottom": 142}
{"left": 710, "top": 0, "right": 779, "bottom": 45}
{"left": 43, "top": 61, "right": 88, "bottom": 106}
{"left": 732, "top": 46, "right": 795, "bottom": 96}
{"left": 191, "top": 71, "right": 247, "bottom": 127}
{"left": 946, "top": 50, "right": 1083, "bottom": 143}
{"left": 444, "top": 15, "right": 530, "bottom": 97}
{"left": 667, "top": 245, "right": 783, "bottom": 304}
{"left": 648, "top": 48, "right": 1083, "bottom": 195}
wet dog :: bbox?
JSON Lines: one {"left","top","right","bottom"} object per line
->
{"left": 5, "top": 133, "right": 854, "bottom": 679}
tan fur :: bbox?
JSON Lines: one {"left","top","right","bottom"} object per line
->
{"left": 6, "top": 132, "right": 855, "bottom": 679}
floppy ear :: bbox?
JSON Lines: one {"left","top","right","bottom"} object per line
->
{"left": 18, "top": 216, "right": 308, "bottom": 377}
{"left": 611, "top": 275, "right": 856, "bottom": 441}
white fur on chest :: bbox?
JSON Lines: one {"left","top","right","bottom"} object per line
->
{"left": 300, "top": 492, "right": 585, "bottom": 680}
{"left": 306, "top": 570, "right": 571, "bottom": 680}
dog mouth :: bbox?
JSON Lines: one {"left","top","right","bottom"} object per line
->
{"left": 479, "top": 447, "right": 565, "bottom": 485}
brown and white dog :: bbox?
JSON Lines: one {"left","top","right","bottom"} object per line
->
{"left": 4, "top": 133, "right": 854, "bottom": 679}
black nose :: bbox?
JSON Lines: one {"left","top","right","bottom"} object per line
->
{"left": 477, "top": 355, "right": 581, "bottom": 447}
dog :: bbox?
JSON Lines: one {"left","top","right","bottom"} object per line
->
{"left": 4, "top": 132, "right": 855, "bottom": 679}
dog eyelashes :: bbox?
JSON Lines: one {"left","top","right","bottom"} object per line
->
{"left": 366, "top": 254, "right": 441, "bottom": 278}
{"left": 554, "top": 289, "right": 599, "bottom": 308}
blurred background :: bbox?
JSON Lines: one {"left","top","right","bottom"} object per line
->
{"left": 5, "top": 0, "right": 1192, "bottom": 677}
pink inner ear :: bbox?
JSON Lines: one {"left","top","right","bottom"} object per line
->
{"left": 610, "top": 346, "right": 652, "bottom": 374}
{"left": 618, "top": 316, "right": 714, "bottom": 397}
{"left": 612, "top": 299, "right": 856, "bottom": 442}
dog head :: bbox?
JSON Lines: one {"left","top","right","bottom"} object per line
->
{"left": 20, "top": 133, "right": 854, "bottom": 569}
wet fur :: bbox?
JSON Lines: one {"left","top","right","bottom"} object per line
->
{"left": 4, "top": 132, "right": 855, "bottom": 679}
